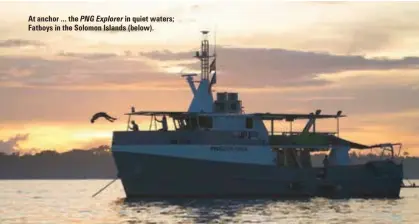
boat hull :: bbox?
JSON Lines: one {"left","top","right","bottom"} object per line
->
{"left": 112, "top": 150, "right": 403, "bottom": 199}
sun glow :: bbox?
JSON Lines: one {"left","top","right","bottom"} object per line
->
{"left": 0, "top": 1, "right": 418, "bottom": 155}
{"left": 72, "top": 131, "right": 112, "bottom": 140}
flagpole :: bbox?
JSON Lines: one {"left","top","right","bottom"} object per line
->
{"left": 214, "top": 26, "right": 216, "bottom": 61}
{"left": 208, "top": 27, "right": 217, "bottom": 93}
{"left": 213, "top": 25, "right": 217, "bottom": 80}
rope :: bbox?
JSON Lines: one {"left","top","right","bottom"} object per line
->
{"left": 92, "top": 178, "right": 118, "bottom": 198}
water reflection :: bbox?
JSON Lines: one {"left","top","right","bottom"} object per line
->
{"left": 113, "top": 198, "right": 345, "bottom": 223}
{"left": 112, "top": 197, "right": 411, "bottom": 223}
{"left": 0, "top": 180, "right": 417, "bottom": 224}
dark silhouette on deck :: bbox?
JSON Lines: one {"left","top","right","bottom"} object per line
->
{"left": 155, "top": 115, "right": 168, "bottom": 131}
{"left": 90, "top": 112, "right": 117, "bottom": 123}
{"left": 130, "top": 121, "right": 139, "bottom": 131}
{"left": 322, "top": 155, "right": 329, "bottom": 178}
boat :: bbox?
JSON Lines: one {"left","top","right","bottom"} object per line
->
{"left": 111, "top": 31, "right": 404, "bottom": 199}
{"left": 401, "top": 184, "right": 419, "bottom": 188}
{"left": 401, "top": 180, "right": 418, "bottom": 188}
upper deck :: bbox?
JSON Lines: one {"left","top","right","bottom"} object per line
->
{"left": 112, "top": 109, "right": 364, "bottom": 150}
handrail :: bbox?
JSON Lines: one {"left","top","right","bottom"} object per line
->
{"left": 368, "top": 143, "right": 403, "bottom": 159}
{"left": 270, "top": 131, "right": 337, "bottom": 136}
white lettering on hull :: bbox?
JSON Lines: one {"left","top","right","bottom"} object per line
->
{"left": 210, "top": 146, "right": 248, "bottom": 152}
{"left": 112, "top": 145, "right": 276, "bottom": 166}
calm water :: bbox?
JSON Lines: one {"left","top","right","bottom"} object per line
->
{"left": 0, "top": 180, "right": 418, "bottom": 224}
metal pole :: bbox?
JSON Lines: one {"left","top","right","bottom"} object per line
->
{"left": 337, "top": 118, "right": 340, "bottom": 137}
{"left": 271, "top": 119, "right": 274, "bottom": 135}
{"left": 290, "top": 122, "right": 293, "bottom": 134}
{"left": 149, "top": 115, "right": 153, "bottom": 131}
{"left": 154, "top": 115, "right": 157, "bottom": 130}
{"left": 126, "top": 115, "right": 131, "bottom": 131}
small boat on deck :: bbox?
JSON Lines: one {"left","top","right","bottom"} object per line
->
{"left": 110, "top": 31, "right": 405, "bottom": 199}
{"left": 401, "top": 185, "right": 419, "bottom": 188}
{"left": 401, "top": 180, "right": 418, "bottom": 188}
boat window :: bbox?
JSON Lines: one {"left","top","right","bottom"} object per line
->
{"left": 217, "top": 103, "right": 225, "bottom": 112}
{"left": 189, "top": 117, "right": 198, "bottom": 129}
{"left": 231, "top": 103, "right": 237, "bottom": 110}
{"left": 174, "top": 118, "right": 186, "bottom": 130}
{"left": 173, "top": 119, "right": 179, "bottom": 130}
{"left": 246, "top": 117, "right": 253, "bottom": 129}
{"left": 198, "top": 116, "right": 213, "bottom": 129}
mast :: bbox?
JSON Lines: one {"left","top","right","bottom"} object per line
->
{"left": 195, "top": 31, "right": 212, "bottom": 81}
{"left": 184, "top": 31, "right": 216, "bottom": 112}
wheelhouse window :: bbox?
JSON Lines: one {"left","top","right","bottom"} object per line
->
{"left": 198, "top": 116, "right": 213, "bottom": 129}
{"left": 173, "top": 118, "right": 187, "bottom": 130}
{"left": 246, "top": 117, "right": 253, "bottom": 129}
{"left": 189, "top": 116, "right": 198, "bottom": 129}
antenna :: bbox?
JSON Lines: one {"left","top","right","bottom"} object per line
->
{"left": 210, "top": 26, "right": 217, "bottom": 89}
{"left": 200, "top": 30, "right": 210, "bottom": 80}
{"left": 214, "top": 26, "right": 217, "bottom": 58}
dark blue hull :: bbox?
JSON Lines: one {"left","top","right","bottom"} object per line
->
{"left": 112, "top": 151, "right": 403, "bottom": 199}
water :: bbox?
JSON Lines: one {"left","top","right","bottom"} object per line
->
{"left": 0, "top": 180, "right": 418, "bottom": 224}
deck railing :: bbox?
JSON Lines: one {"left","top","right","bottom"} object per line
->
{"left": 271, "top": 131, "right": 337, "bottom": 136}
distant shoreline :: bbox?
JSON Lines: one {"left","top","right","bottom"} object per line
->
{"left": 1, "top": 146, "right": 419, "bottom": 179}
{"left": 0, "top": 178, "right": 118, "bottom": 180}
{"left": 0, "top": 178, "right": 418, "bottom": 180}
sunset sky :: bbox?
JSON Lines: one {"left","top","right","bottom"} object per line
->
{"left": 0, "top": 1, "right": 418, "bottom": 155}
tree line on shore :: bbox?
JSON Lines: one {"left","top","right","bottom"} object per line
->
{"left": 0, "top": 145, "right": 418, "bottom": 179}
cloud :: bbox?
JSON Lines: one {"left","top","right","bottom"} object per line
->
{"left": 286, "top": 96, "right": 355, "bottom": 102}
{"left": 81, "top": 138, "right": 111, "bottom": 150}
{"left": 218, "top": 3, "right": 419, "bottom": 55}
{"left": 0, "top": 47, "right": 418, "bottom": 125}
{"left": 353, "top": 109, "right": 419, "bottom": 132}
{"left": 327, "top": 13, "right": 419, "bottom": 55}
{"left": 256, "top": 82, "right": 419, "bottom": 117}
{"left": 1, "top": 47, "right": 419, "bottom": 92}
{"left": 139, "top": 50, "right": 195, "bottom": 61}
{"left": 141, "top": 47, "right": 419, "bottom": 88}
{"left": 306, "top": 2, "right": 345, "bottom": 5}
{"left": 0, "top": 134, "right": 29, "bottom": 154}
{"left": 57, "top": 52, "right": 119, "bottom": 60}
{"left": 316, "top": 69, "right": 419, "bottom": 89}
{"left": 0, "top": 39, "right": 45, "bottom": 48}
{"left": 0, "top": 54, "right": 184, "bottom": 89}
{"left": 1, "top": 46, "right": 418, "bottom": 94}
